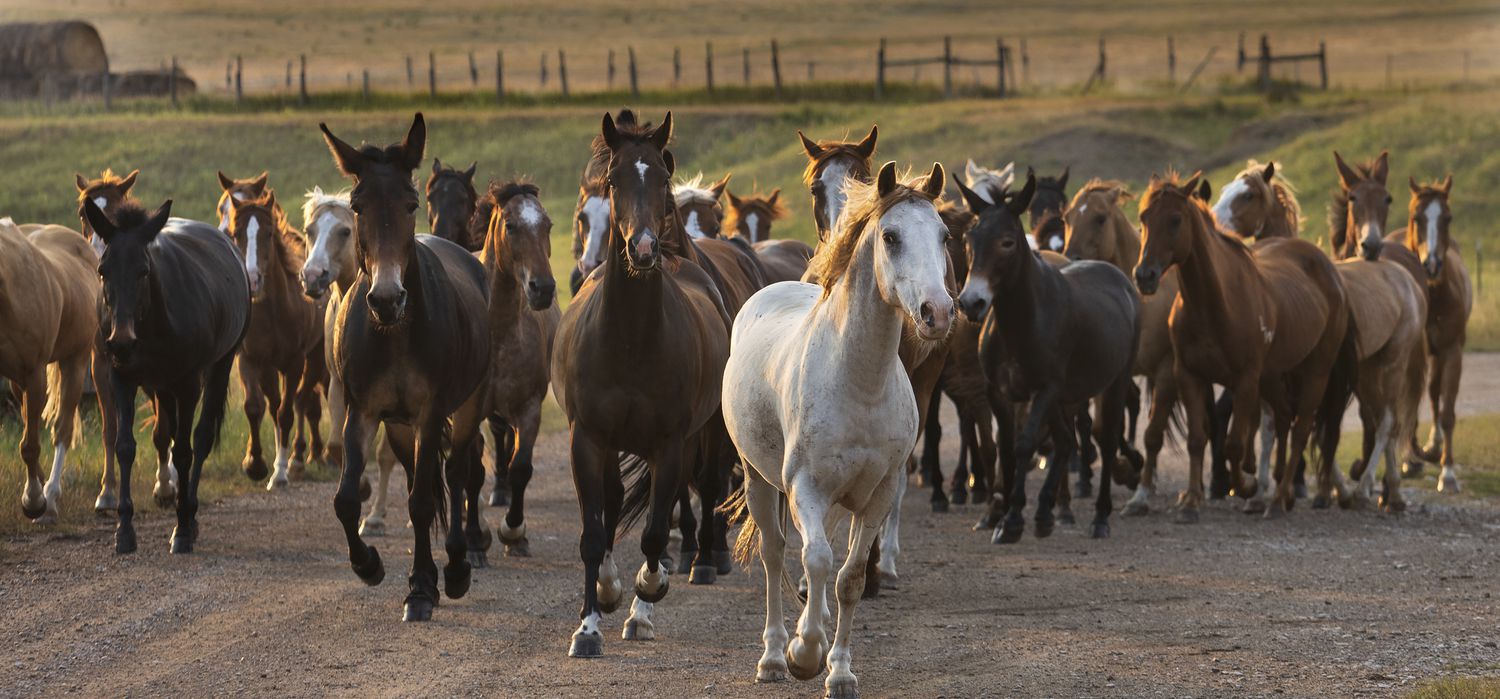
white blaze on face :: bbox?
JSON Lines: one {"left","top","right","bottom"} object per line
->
{"left": 580, "top": 196, "right": 610, "bottom": 270}
{"left": 744, "top": 212, "right": 760, "bottom": 242}
{"left": 305, "top": 210, "right": 341, "bottom": 282}
{"left": 683, "top": 209, "right": 703, "bottom": 238}
{"left": 244, "top": 216, "right": 262, "bottom": 293}
{"left": 1425, "top": 199, "right": 1443, "bottom": 255}
{"left": 1213, "top": 177, "right": 1249, "bottom": 233}
{"left": 520, "top": 200, "right": 543, "bottom": 226}
{"left": 635, "top": 159, "right": 648, "bottom": 182}
{"left": 819, "top": 160, "right": 852, "bottom": 233}
{"left": 92, "top": 196, "right": 108, "bottom": 211}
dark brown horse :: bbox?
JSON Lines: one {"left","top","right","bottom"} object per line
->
{"left": 321, "top": 114, "right": 492, "bottom": 622}
{"left": 1136, "top": 172, "right": 1355, "bottom": 521}
{"left": 226, "top": 191, "right": 326, "bottom": 489}
{"left": 426, "top": 158, "right": 482, "bottom": 251}
{"left": 84, "top": 199, "right": 250, "bottom": 554}
{"left": 551, "top": 111, "right": 731, "bottom": 657}
{"left": 571, "top": 109, "right": 645, "bottom": 294}
{"left": 1029, "top": 167, "right": 1070, "bottom": 252}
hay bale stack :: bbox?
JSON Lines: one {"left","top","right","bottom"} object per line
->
{"left": 0, "top": 21, "right": 108, "bottom": 79}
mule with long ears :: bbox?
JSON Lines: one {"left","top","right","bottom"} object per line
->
{"left": 85, "top": 199, "right": 250, "bottom": 554}
{"left": 426, "top": 158, "right": 482, "bottom": 252}
{"left": 320, "top": 114, "right": 492, "bottom": 621}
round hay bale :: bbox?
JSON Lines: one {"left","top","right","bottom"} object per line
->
{"left": 0, "top": 21, "right": 108, "bottom": 79}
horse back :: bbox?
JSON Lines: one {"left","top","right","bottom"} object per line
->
{"left": 693, "top": 237, "right": 768, "bottom": 319}
{"left": 752, "top": 239, "right": 814, "bottom": 284}
{"left": 1253, "top": 237, "right": 1345, "bottom": 372}
{"left": 417, "top": 236, "right": 492, "bottom": 407}
{"left": 28, "top": 225, "right": 99, "bottom": 359}
{"left": 152, "top": 219, "right": 252, "bottom": 365}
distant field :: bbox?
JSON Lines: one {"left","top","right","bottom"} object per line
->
{"left": 2, "top": 0, "right": 1498, "bottom": 94}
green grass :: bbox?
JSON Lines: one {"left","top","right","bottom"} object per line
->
{"left": 3, "top": 84, "right": 1500, "bottom": 533}
{"left": 1408, "top": 677, "right": 1500, "bottom": 698}
{"left": 1333, "top": 411, "right": 1500, "bottom": 499}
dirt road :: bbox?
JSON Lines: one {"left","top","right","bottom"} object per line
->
{"left": 4, "top": 358, "right": 1500, "bottom": 698}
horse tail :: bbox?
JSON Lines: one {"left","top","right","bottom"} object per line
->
{"left": 198, "top": 351, "right": 237, "bottom": 457}
{"left": 431, "top": 421, "right": 454, "bottom": 534}
{"left": 719, "top": 481, "right": 798, "bottom": 600}
{"left": 1399, "top": 329, "right": 1430, "bottom": 452}
{"left": 1315, "top": 312, "right": 1361, "bottom": 457}
{"left": 616, "top": 453, "right": 653, "bottom": 536}
{"left": 41, "top": 363, "right": 81, "bottom": 447}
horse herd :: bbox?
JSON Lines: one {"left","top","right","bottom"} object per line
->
{"left": 0, "top": 106, "right": 1471, "bottom": 698}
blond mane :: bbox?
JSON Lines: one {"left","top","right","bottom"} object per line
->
{"left": 808, "top": 172, "right": 937, "bottom": 297}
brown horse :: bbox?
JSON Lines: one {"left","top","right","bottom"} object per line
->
{"left": 673, "top": 172, "right": 732, "bottom": 239}
{"left": 426, "top": 158, "right": 482, "bottom": 251}
{"left": 724, "top": 186, "right": 812, "bottom": 283}
{"left": 215, "top": 170, "right": 270, "bottom": 232}
{"left": 798, "top": 125, "right": 877, "bottom": 242}
{"left": 1212, "top": 160, "right": 1301, "bottom": 241}
{"left": 0, "top": 219, "right": 101, "bottom": 523}
{"left": 321, "top": 113, "right": 492, "bottom": 622}
{"left": 551, "top": 111, "right": 731, "bottom": 657}
{"left": 474, "top": 181, "right": 561, "bottom": 559}
{"left": 74, "top": 168, "right": 177, "bottom": 512}
{"left": 571, "top": 109, "right": 645, "bottom": 293}
{"left": 1136, "top": 172, "right": 1355, "bottom": 521}
{"left": 227, "top": 191, "right": 326, "bottom": 489}
{"left": 1029, "top": 167, "right": 1070, "bottom": 251}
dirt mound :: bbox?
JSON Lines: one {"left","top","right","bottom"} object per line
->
{"left": 1012, "top": 125, "right": 1199, "bottom": 181}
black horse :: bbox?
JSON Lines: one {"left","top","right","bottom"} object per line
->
{"left": 954, "top": 170, "right": 1142, "bottom": 542}
{"left": 321, "top": 113, "right": 492, "bottom": 622}
{"left": 85, "top": 199, "right": 250, "bottom": 554}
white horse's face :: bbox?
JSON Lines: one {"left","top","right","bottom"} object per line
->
{"left": 301, "top": 204, "right": 355, "bottom": 299}
{"left": 874, "top": 199, "right": 952, "bottom": 341}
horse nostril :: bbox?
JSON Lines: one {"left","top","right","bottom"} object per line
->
{"left": 396, "top": 289, "right": 408, "bottom": 306}
{"left": 920, "top": 301, "right": 936, "bottom": 327}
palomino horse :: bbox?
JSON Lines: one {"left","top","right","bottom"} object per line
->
{"left": 963, "top": 158, "right": 1016, "bottom": 205}
{"left": 723, "top": 161, "right": 951, "bottom": 698}
{"left": 227, "top": 191, "right": 326, "bottom": 489}
{"left": 215, "top": 171, "right": 269, "bottom": 232}
{"left": 426, "top": 158, "right": 482, "bottom": 252}
{"left": 1135, "top": 172, "right": 1356, "bottom": 521}
{"left": 321, "top": 114, "right": 492, "bottom": 621}
{"left": 1030, "top": 167, "right": 1070, "bottom": 252}
{"left": 1212, "top": 160, "right": 1300, "bottom": 241}
{"left": 673, "top": 172, "right": 732, "bottom": 239}
{"left": 1322, "top": 163, "right": 1428, "bottom": 511}
{"left": 0, "top": 219, "right": 100, "bottom": 523}
{"left": 85, "top": 199, "right": 250, "bottom": 553}
{"left": 798, "top": 125, "right": 877, "bottom": 242}
{"left": 551, "top": 111, "right": 731, "bottom": 656}
{"left": 75, "top": 169, "right": 178, "bottom": 512}
{"left": 298, "top": 188, "right": 399, "bottom": 534}
{"left": 956, "top": 170, "right": 1141, "bottom": 542}
{"left": 724, "top": 187, "right": 813, "bottom": 284}
{"left": 475, "top": 181, "right": 561, "bottom": 559}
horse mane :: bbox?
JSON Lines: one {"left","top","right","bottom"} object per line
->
{"left": 1070, "top": 178, "right": 1134, "bottom": 208}
{"left": 1236, "top": 159, "right": 1302, "bottom": 235}
{"left": 110, "top": 200, "right": 151, "bottom": 230}
{"left": 77, "top": 168, "right": 136, "bottom": 205}
{"left": 1142, "top": 170, "right": 1255, "bottom": 259}
{"left": 672, "top": 173, "right": 722, "bottom": 210}
{"left": 588, "top": 108, "right": 648, "bottom": 179}
{"left": 242, "top": 190, "right": 306, "bottom": 277}
{"left": 808, "top": 171, "right": 936, "bottom": 297}
{"left": 800, "top": 139, "right": 874, "bottom": 188}
{"left": 1328, "top": 156, "right": 1382, "bottom": 254}
{"left": 300, "top": 186, "right": 351, "bottom": 228}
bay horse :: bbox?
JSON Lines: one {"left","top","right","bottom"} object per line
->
{"left": 673, "top": 172, "right": 732, "bottom": 239}
{"left": 798, "top": 125, "right": 877, "bottom": 242}
{"left": 84, "top": 198, "right": 249, "bottom": 553}
{"left": 571, "top": 109, "right": 645, "bottom": 294}
{"left": 0, "top": 219, "right": 100, "bottom": 523}
{"left": 1135, "top": 172, "right": 1355, "bottom": 521}
{"left": 227, "top": 191, "right": 326, "bottom": 489}
{"left": 75, "top": 168, "right": 177, "bottom": 512}
{"left": 955, "top": 169, "right": 1140, "bottom": 542}
{"left": 426, "top": 158, "right": 483, "bottom": 252}
{"left": 724, "top": 187, "right": 813, "bottom": 283}
{"left": 299, "top": 188, "right": 399, "bottom": 535}
{"left": 215, "top": 170, "right": 269, "bottom": 232}
{"left": 1212, "top": 160, "right": 1301, "bottom": 241}
{"left": 1030, "top": 167, "right": 1070, "bottom": 252}
{"left": 320, "top": 113, "right": 492, "bottom": 622}
{"left": 551, "top": 111, "right": 731, "bottom": 656}
{"left": 722, "top": 161, "right": 951, "bottom": 697}
{"left": 475, "top": 181, "right": 561, "bottom": 559}
{"left": 962, "top": 158, "right": 1016, "bottom": 205}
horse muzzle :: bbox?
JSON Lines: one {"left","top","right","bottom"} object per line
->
{"left": 1425, "top": 256, "right": 1443, "bottom": 280}
{"left": 526, "top": 277, "right": 557, "bottom": 310}
{"left": 1360, "top": 239, "right": 1384, "bottom": 261}
{"left": 625, "top": 230, "right": 660, "bottom": 270}
{"left": 916, "top": 299, "right": 954, "bottom": 340}
{"left": 1134, "top": 266, "right": 1162, "bottom": 296}
{"left": 302, "top": 266, "right": 331, "bottom": 299}
{"left": 106, "top": 328, "right": 138, "bottom": 365}
{"left": 367, "top": 287, "right": 408, "bottom": 325}
{"left": 956, "top": 289, "right": 990, "bottom": 324}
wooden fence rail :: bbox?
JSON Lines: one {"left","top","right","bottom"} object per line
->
{"left": 876, "top": 35, "right": 1012, "bottom": 100}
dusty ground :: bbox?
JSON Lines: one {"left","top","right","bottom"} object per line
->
{"left": 4, "top": 358, "right": 1500, "bottom": 698}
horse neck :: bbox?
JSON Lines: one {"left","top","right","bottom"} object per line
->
{"left": 482, "top": 219, "right": 525, "bottom": 332}
{"left": 262, "top": 224, "right": 296, "bottom": 299}
{"left": 1262, "top": 189, "right": 1296, "bottom": 238}
{"left": 810, "top": 232, "right": 904, "bottom": 381}
{"left": 598, "top": 224, "right": 666, "bottom": 338}
{"left": 1173, "top": 214, "right": 1242, "bottom": 322}
{"left": 1108, "top": 207, "right": 1141, "bottom": 270}
{"left": 992, "top": 249, "right": 1047, "bottom": 329}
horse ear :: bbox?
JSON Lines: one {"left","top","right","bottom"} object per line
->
{"left": 965, "top": 159, "right": 983, "bottom": 183}
{"left": 952, "top": 173, "right": 990, "bottom": 213}
{"left": 1262, "top": 162, "right": 1276, "bottom": 183}
{"left": 710, "top": 173, "right": 732, "bottom": 200}
{"left": 145, "top": 199, "right": 172, "bottom": 239}
{"left": 768, "top": 188, "right": 780, "bottom": 207}
{"left": 398, "top": 113, "right": 427, "bottom": 172}
{"left": 1408, "top": 176, "right": 1422, "bottom": 195}
{"left": 1372, "top": 150, "right": 1390, "bottom": 185}
{"left": 922, "top": 162, "right": 945, "bottom": 199}
{"left": 119, "top": 169, "right": 138, "bottom": 194}
{"left": 1332, "top": 151, "right": 1360, "bottom": 189}
{"left": 602, "top": 112, "right": 621, "bottom": 151}
{"left": 218, "top": 170, "right": 235, "bottom": 191}
{"left": 855, "top": 125, "right": 878, "bottom": 160}
{"left": 649, "top": 112, "right": 673, "bottom": 151}
{"left": 464, "top": 161, "right": 478, "bottom": 181}
{"left": 797, "top": 130, "right": 824, "bottom": 159}
{"left": 1197, "top": 179, "right": 1213, "bottom": 203}
{"left": 81, "top": 197, "right": 116, "bottom": 243}
{"left": 1008, "top": 169, "right": 1037, "bottom": 216}
{"left": 662, "top": 149, "right": 676, "bottom": 177}
{"left": 726, "top": 189, "right": 742, "bottom": 208}
{"left": 1441, "top": 173, "right": 1453, "bottom": 194}
{"left": 432, "top": 158, "right": 443, "bottom": 175}
{"left": 251, "top": 171, "right": 269, "bottom": 192}
{"left": 876, "top": 161, "right": 897, "bottom": 198}
{"left": 320, "top": 122, "right": 366, "bottom": 178}
{"left": 1181, "top": 171, "right": 1203, "bottom": 199}
{"left": 1057, "top": 166, "right": 1070, "bottom": 191}
{"left": 75, "top": 173, "right": 89, "bottom": 192}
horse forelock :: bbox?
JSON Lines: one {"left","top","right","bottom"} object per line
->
{"left": 301, "top": 188, "right": 352, "bottom": 230}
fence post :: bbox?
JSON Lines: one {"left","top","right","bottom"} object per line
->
{"left": 705, "top": 42, "right": 715, "bottom": 93}
{"left": 469, "top": 51, "right": 478, "bottom": 86}
{"left": 1021, "top": 38, "right": 1029, "bottom": 85}
{"left": 170, "top": 56, "right": 179, "bottom": 108}
{"left": 875, "top": 38, "right": 886, "bottom": 100}
{"left": 286, "top": 60, "right": 292, "bottom": 89}
{"left": 1168, "top": 35, "right": 1176, "bottom": 83}
{"left": 235, "top": 55, "right": 243, "bottom": 104}
{"left": 299, "top": 54, "right": 308, "bottom": 104}
{"left": 628, "top": 47, "right": 640, "bottom": 98}
{"left": 559, "top": 49, "right": 570, "bottom": 96}
{"left": 996, "top": 38, "right": 1006, "bottom": 97}
{"left": 1258, "top": 34, "right": 1271, "bottom": 92}
{"left": 225, "top": 61, "right": 231, "bottom": 89}
{"left": 1237, "top": 32, "right": 1247, "bottom": 72}
{"left": 1319, "top": 41, "right": 1329, "bottom": 90}
{"left": 406, "top": 55, "right": 414, "bottom": 86}
{"left": 1098, "top": 36, "right": 1107, "bottom": 82}
{"left": 429, "top": 51, "right": 437, "bottom": 98}
{"left": 943, "top": 36, "right": 953, "bottom": 99}
{"left": 608, "top": 49, "right": 616, "bottom": 90}
{"left": 496, "top": 50, "right": 504, "bottom": 102}
{"left": 1477, "top": 240, "right": 1484, "bottom": 295}
{"left": 673, "top": 47, "right": 681, "bottom": 87}
{"left": 742, "top": 47, "right": 751, "bottom": 87}
{"left": 362, "top": 69, "right": 370, "bottom": 100}
{"left": 540, "top": 52, "right": 548, "bottom": 88}
{"left": 771, "top": 39, "right": 783, "bottom": 99}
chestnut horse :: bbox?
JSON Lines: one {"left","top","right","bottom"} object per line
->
{"left": 725, "top": 187, "right": 813, "bottom": 284}
{"left": 0, "top": 219, "right": 100, "bottom": 523}
{"left": 1212, "top": 160, "right": 1301, "bottom": 241}
{"left": 798, "top": 125, "right": 877, "bottom": 242}
{"left": 673, "top": 172, "right": 732, "bottom": 239}
{"left": 215, "top": 170, "right": 269, "bottom": 232}
{"left": 85, "top": 199, "right": 250, "bottom": 554}
{"left": 227, "top": 191, "right": 326, "bottom": 489}
{"left": 321, "top": 114, "right": 491, "bottom": 622}
{"left": 551, "top": 111, "right": 731, "bottom": 657}
{"left": 1135, "top": 172, "right": 1356, "bottom": 521}
{"left": 426, "top": 158, "right": 482, "bottom": 252}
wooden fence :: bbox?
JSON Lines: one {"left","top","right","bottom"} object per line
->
{"left": 876, "top": 36, "right": 1016, "bottom": 99}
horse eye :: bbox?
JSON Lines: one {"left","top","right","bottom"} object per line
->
{"left": 999, "top": 238, "right": 1017, "bottom": 250}
{"left": 338, "top": 227, "right": 351, "bottom": 238}
{"left": 882, "top": 231, "right": 898, "bottom": 245}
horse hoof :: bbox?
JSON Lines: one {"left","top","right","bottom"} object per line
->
{"left": 879, "top": 571, "right": 900, "bottom": 589}
{"left": 353, "top": 546, "right": 385, "bottom": 586}
{"left": 1401, "top": 459, "right": 1426, "bottom": 480}
{"left": 1438, "top": 474, "right": 1461, "bottom": 494}
{"left": 1073, "top": 480, "right": 1093, "bottom": 499}
{"left": 690, "top": 564, "right": 717, "bottom": 585}
{"left": 713, "top": 549, "right": 733, "bottom": 575}
{"left": 1174, "top": 508, "right": 1200, "bottom": 525}
{"left": 1034, "top": 517, "right": 1055, "bottom": 539}
{"left": 1242, "top": 497, "right": 1267, "bottom": 515}
{"left": 756, "top": 661, "right": 789, "bottom": 683}
{"left": 622, "top": 617, "right": 654, "bottom": 641}
{"left": 1091, "top": 522, "right": 1110, "bottom": 539}
{"left": 673, "top": 552, "right": 692, "bottom": 575}
{"left": 1122, "top": 500, "right": 1150, "bottom": 517}
{"left": 243, "top": 457, "right": 268, "bottom": 482}
{"left": 357, "top": 476, "right": 372, "bottom": 502}
{"left": 115, "top": 526, "right": 137, "bottom": 554}
{"left": 466, "top": 549, "right": 488, "bottom": 569}
{"left": 94, "top": 494, "right": 119, "bottom": 515}
{"left": 993, "top": 521, "right": 1023, "bottom": 545}
{"left": 1263, "top": 503, "right": 1287, "bottom": 520}
{"left": 488, "top": 487, "right": 510, "bottom": 508}
{"left": 170, "top": 535, "right": 193, "bottom": 554}
{"left": 826, "top": 676, "right": 860, "bottom": 699}
{"left": 569, "top": 630, "right": 603, "bottom": 658}
{"left": 504, "top": 537, "right": 531, "bottom": 558}
{"left": 443, "top": 561, "right": 472, "bottom": 599}
{"left": 1293, "top": 483, "right": 1309, "bottom": 500}
{"left": 1382, "top": 496, "right": 1407, "bottom": 514}
{"left": 951, "top": 490, "right": 968, "bottom": 506}
{"left": 152, "top": 486, "right": 176, "bottom": 509}
{"left": 1056, "top": 508, "right": 1075, "bottom": 525}
{"left": 402, "top": 597, "right": 434, "bottom": 623}
{"left": 470, "top": 525, "right": 494, "bottom": 553}
{"left": 266, "top": 477, "right": 288, "bottom": 492}
{"left": 359, "top": 519, "right": 385, "bottom": 537}
{"left": 20, "top": 496, "right": 46, "bottom": 520}
{"left": 636, "top": 577, "right": 670, "bottom": 604}
{"left": 931, "top": 499, "right": 949, "bottom": 514}
{"left": 1311, "top": 495, "right": 1331, "bottom": 510}
{"left": 786, "top": 647, "right": 826, "bottom": 682}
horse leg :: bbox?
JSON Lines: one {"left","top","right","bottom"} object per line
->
{"left": 978, "top": 391, "right": 1014, "bottom": 533}
{"left": 402, "top": 419, "right": 445, "bottom": 622}
{"left": 623, "top": 441, "right": 685, "bottom": 641}
{"left": 92, "top": 345, "right": 120, "bottom": 514}
{"left": 17, "top": 367, "right": 47, "bottom": 521}
{"left": 1208, "top": 388, "right": 1234, "bottom": 500}
{"left": 109, "top": 376, "right": 141, "bottom": 553}
{"left": 165, "top": 383, "right": 200, "bottom": 553}
{"left": 1035, "top": 407, "right": 1072, "bottom": 538}
{"left": 463, "top": 437, "right": 492, "bottom": 568}
{"left": 672, "top": 482, "right": 697, "bottom": 574}
{"left": 499, "top": 406, "right": 540, "bottom": 557}
{"left": 1270, "top": 372, "right": 1325, "bottom": 516}
{"left": 144, "top": 393, "right": 176, "bottom": 509}
{"left": 744, "top": 468, "right": 790, "bottom": 682}
{"left": 826, "top": 471, "right": 900, "bottom": 699}
{"left": 239, "top": 362, "right": 269, "bottom": 482}
{"left": 569, "top": 430, "right": 615, "bottom": 657}
{"left": 1127, "top": 367, "right": 1175, "bottom": 516}
{"left": 443, "top": 404, "right": 484, "bottom": 596}
{"left": 785, "top": 473, "right": 833, "bottom": 680}
{"left": 1092, "top": 377, "right": 1130, "bottom": 539}
{"left": 291, "top": 354, "right": 325, "bottom": 477}
{"left": 1360, "top": 409, "right": 1395, "bottom": 510}
{"left": 268, "top": 365, "right": 301, "bottom": 490}
{"left": 1244, "top": 404, "right": 1276, "bottom": 514}
{"left": 875, "top": 459, "right": 905, "bottom": 589}
{"left": 689, "top": 429, "right": 727, "bottom": 584}
{"left": 1174, "top": 369, "right": 1212, "bottom": 524}
{"left": 998, "top": 385, "right": 1058, "bottom": 543}
{"left": 486, "top": 416, "right": 513, "bottom": 506}
{"left": 1072, "top": 409, "right": 1095, "bottom": 500}
{"left": 37, "top": 357, "right": 87, "bottom": 523}
{"left": 359, "top": 426, "right": 399, "bottom": 536}
{"left": 1411, "top": 354, "right": 1446, "bottom": 469}
{"left": 1435, "top": 347, "right": 1463, "bottom": 493}
{"left": 923, "top": 389, "right": 948, "bottom": 512}
{"left": 949, "top": 413, "right": 972, "bottom": 505}
{"left": 325, "top": 374, "right": 351, "bottom": 493}
{"left": 334, "top": 407, "right": 384, "bottom": 588}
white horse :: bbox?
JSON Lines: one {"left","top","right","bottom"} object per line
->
{"left": 963, "top": 158, "right": 1015, "bottom": 204}
{"left": 298, "top": 188, "right": 398, "bottom": 535}
{"left": 722, "top": 162, "right": 953, "bottom": 699}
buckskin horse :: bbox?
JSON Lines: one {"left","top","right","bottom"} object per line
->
{"left": 84, "top": 198, "right": 250, "bottom": 554}
{"left": 320, "top": 114, "right": 491, "bottom": 621}
{"left": 722, "top": 161, "right": 952, "bottom": 698}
